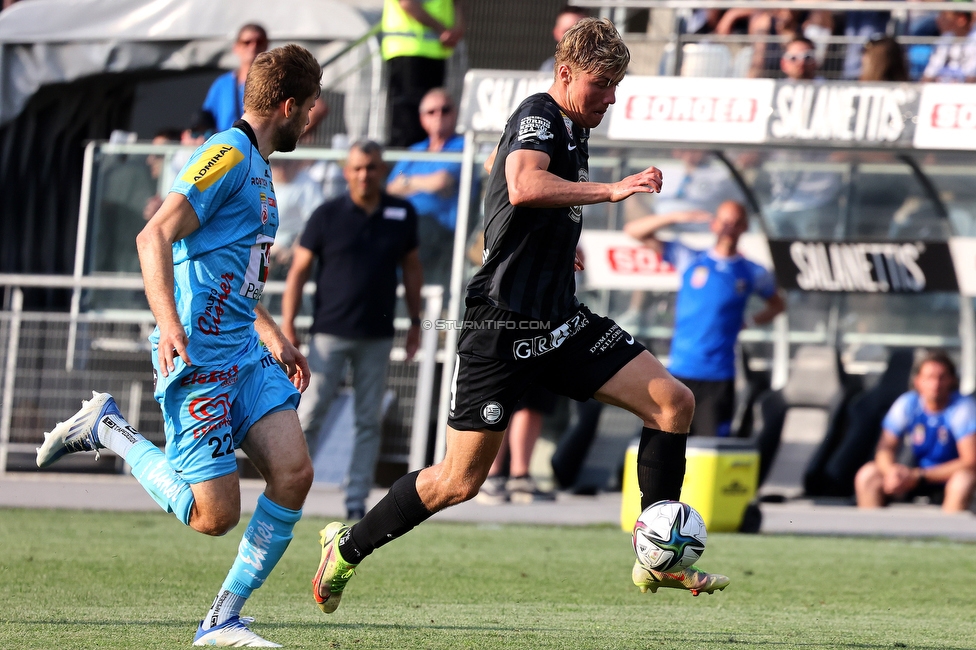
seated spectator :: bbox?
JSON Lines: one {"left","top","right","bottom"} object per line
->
{"left": 860, "top": 35, "right": 910, "bottom": 81}
{"left": 922, "top": 6, "right": 976, "bottom": 82}
{"left": 386, "top": 88, "right": 463, "bottom": 290}
{"left": 841, "top": 9, "right": 890, "bottom": 79}
{"left": 854, "top": 351, "right": 976, "bottom": 513}
{"left": 540, "top": 5, "right": 590, "bottom": 73}
{"left": 744, "top": 8, "right": 803, "bottom": 78}
{"left": 906, "top": 2, "right": 942, "bottom": 80}
{"left": 780, "top": 36, "right": 819, "bottom": 80}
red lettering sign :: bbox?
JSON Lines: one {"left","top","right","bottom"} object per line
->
{"left": 607, "top": 247, "right": 675, "bottom": 275}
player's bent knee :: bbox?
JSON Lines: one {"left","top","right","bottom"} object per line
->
{"left": 655, "top": 379, "right": 695, "bottom": 430}
{"left": 191, "top": 509, "right": 240, "bottom": 536}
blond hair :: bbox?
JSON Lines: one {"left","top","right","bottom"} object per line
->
{"left": 553, "top": 17, "right": 630, "bottom": 84}
{"left": 244, "top": 44, "right": 321, "bottom": 115}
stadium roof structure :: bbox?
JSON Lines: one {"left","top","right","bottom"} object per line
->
{"left": 0, "top": 0, "right": 373, "bottom": 126}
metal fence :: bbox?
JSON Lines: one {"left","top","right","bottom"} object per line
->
{"left": 0, "top": 277, "right": 443, "bottom": 479}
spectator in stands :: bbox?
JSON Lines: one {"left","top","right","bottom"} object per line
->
{"left": 854, "top": 351, "right": 976, "bottom": 513}
{"left": 624, "top": 201, "right": 784, "bottom": 437}
{"left": 540, "top": 5, "right": 590, "bottom": 73}
{"left": 906, "top": 1, "right": 943, "bottom": 79}
{"left": 382, "top": 0, "right": 464, "bottom": 148}
{"left": 744, "top": 9, "right": 803, "bottom": 78}
{"left": 841, "top": 10, "right": 890, "bottom": 79}
{"left": 203, "top": 24, "right": 269, "bottom": 131}
{"left": 386, "top": 87, "right": 462, "bottom": 290}
{"left": 142, "top": 128, "right": 182, "bottom": 223}
{"left": 780, "top": 35, "right": 819, "bottom": 80}
{"left": 269, "top": 158, "right": 325, "bottom": 273}
{"left": 281, "top": 140, "right": 423, "bottom": 521}
{"left": 922, "top": 5, "right": 976, "bottom": 82}
{"left": 860, "top": 35, "right": 910, "bottom": 82}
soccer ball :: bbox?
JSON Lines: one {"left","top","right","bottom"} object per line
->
{"left": 632, "top": 500, "right": 707, "bottom": 572}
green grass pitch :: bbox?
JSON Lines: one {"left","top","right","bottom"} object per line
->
{"left": 1, "top": 507, "right": 975, "bottom": 649}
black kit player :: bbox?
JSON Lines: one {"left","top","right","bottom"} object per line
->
{"left": 311, "top": 18, "right": 729, "bottom": 612}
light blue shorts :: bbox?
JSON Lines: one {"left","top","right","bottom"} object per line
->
{"left": 153, "top": 341, "right": 300, "bottom": 484}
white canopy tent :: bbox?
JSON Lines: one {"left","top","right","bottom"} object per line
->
{"left": 0, "top": 0, "right": 381, "bottom": 137}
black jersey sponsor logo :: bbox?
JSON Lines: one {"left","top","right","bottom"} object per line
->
{"left": 250, "top": 176, "right": 268, "bottom": 187}
{"left": 517, "top": 115, "right": 554, "bottom": 144}
{"left": 512, "top": 311, "right": 589, "bottom": 359}
{"left": 480, "top": 401, "right": 504, "bottom": 425}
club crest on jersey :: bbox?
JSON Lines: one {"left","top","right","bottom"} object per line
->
{"left": 569, "top": 168, "right": 587, "bottom": 223}
{"left": 736, "top": 278, "right": 747, "bottom": 294}
{"left": 480, "top": 401, "right": 504, "bottom": 425}
{"left": 561, "top": 112, "right": 574, "bottom": 136}
{"left": 691, "top": 266, "right": 709, "bottom": 289}
{"left": 259, "top": 192, "right": 269, "bottom": 224}
{"left": 912, "top": 423, "right": 926, "bottom": 445}
{"left": 517, "top": 115, "right": 553, "bottom": 144}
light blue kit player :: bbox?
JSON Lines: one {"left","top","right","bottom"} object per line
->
{"left": 37, "top": 44, "right": 323, "bottom": 648}
{"left": 624, "top": 199, "right": 785, "bottom": 437}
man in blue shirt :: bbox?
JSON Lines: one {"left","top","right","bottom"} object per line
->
{"left": 37, "top": 44, "right": 322, "bottom": 647}
{"left": 855, "top": 351, "right": 976, "bottom": 512}
{"left": 203, "top": 24, "right": 269, "bottom": 132}
{"left": 625, "top": 200, "right": 784, "bottom": 437}
{"left": 387, "top": 87, "right": 463, "bottom": 289}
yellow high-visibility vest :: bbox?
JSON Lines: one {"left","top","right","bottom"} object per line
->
{"left": 381, "top": 0, "right": 455, "bottom": 61}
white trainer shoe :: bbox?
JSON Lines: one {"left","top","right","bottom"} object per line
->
{"left": 192, "top": 616, "right": 281, "bottom": 647}
{"left": 36, "top": 391, "right": 120, "bottom": 468}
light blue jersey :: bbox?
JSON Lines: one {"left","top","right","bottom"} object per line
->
{"left": 151, "top": 125, "right": 277, "bottom": 367}
{"left": 882, "top": 391, "right": 976, "bottom": 469}
{"left": 149, "top": 123, "right": 299, "bottom": 484}
{"left": 665, "top": 240, "right": 776, "bottom": 381}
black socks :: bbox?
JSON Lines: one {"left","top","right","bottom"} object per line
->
{"left": 338, "top": 470, "right": 433, "bottom": 563}
{"left": 636, "top": 427, "right": 688, "bottom": 510}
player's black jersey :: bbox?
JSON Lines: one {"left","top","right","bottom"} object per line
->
{"left": 466, "top": 93, "right": 590, "bottom": 323}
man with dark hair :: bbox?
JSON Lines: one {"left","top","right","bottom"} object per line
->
{"left": 309, "top": 18, "right": 728, "bottom": 619}
{"left": 203, "top": 24, "right": 269, "bottom": 131}
{"left": 855, "top": 351, "right": 976, "bottom": 512}
{"left": 780, "top": 35, "right": 819, "bottom": 80}
{"left": 281, "top": 140, "right": 423, "bottom": 522}
{"left": 36, "top": 44, "right": 323, "bottom": 647}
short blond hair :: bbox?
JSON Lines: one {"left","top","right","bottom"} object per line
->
{"left": 244, "top": 44, "right": 321, "bottom": 115}
{"left": 553, "top": 17, "right": 630, "bottom": 84}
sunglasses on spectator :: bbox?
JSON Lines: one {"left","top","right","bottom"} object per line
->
{"left": 782, "top": 52, "right": 816, "bottom": 63}
{"left": 238, "top": 38, "right": 267, "bottom": 46}
{"left": 423, "top": 106, "right": 454, "bottom": 116}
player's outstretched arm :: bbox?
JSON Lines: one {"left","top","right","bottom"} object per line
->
{"left": 255, "top": 303, "right": 310, "bottom": 393}
{"left": 506, "top": 151, "right": 662, "bottom": 209}
{"left": 136, "top": 193, "right": 200, "bottom": 377}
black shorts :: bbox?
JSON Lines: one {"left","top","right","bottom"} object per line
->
{"left": 672, "top": 377, "right": 736, "bottom": 438}
{"left": 448, "top": 303, "right": 645, "bottom": 431}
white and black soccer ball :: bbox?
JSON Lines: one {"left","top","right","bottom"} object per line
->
{"left": 632, "top": 500, "right": 707, "bottom": 572}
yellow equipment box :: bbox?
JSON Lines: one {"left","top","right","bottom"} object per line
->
{"left": 621, "top": 437, "right": 759, "bottom": 533}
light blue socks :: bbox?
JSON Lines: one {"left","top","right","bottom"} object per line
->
{"left": 203, "top": 494, "right": 303, "bottom": 628}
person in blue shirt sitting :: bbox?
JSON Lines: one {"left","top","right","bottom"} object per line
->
{"left": 386, "top": 87, "right": 464, "bottom": 290}
{"left": 624, "top": 200, "right": 784, "bottom": 437}
{"left": 855, "top": 350, "right": 976, "bottom": 512}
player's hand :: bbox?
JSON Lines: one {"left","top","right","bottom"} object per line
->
{"left": 156, "top": 320, "right": 191, "bottom": 377}
{"left": 405, "top": 324, "right": 421, "bottom": 361}
{"left": 574, "top": 247, "right": 585, "bottom": 271}
{"left": 274, "top": 337, "right": 310, "bottom": 393}
{"left": 609, "top": 166, "right": 663, "bottom": 203}
{"left": 882, "top": 463, "right": 915, "bottom": 495}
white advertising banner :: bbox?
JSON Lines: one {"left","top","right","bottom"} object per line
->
{"left": 578, "top": 230, "right": 773, "bottom": 292}
{"left": 914, "top": 84, "right": 976, "bottom": 150}
{"left": 607, "top": 76, "right": 775, "bottom": 143}
{"left": 949, "top": 237, "right": 976, "bottom": 296}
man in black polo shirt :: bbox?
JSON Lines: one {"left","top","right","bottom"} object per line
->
{"left": 311, "top": 19, "right": 728, "bottom": 615}
{"left": 281, "top": 140, "right": 423, "bottom": 521}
